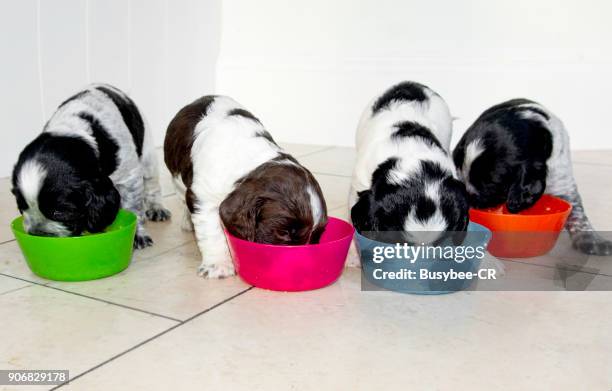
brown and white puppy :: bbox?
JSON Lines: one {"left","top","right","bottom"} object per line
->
{"left": 164, "top": 96, "right": 327, "bottom": 278}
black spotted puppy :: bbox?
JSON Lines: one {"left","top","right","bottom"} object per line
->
{"left": 453, "top": 98, "right": 611, "bottom": 255}
{"left": 349, "top": 81, "right": 469, "bottom": 257}
{"left": 11, "top": 84, "right": 170, "bottom": 248}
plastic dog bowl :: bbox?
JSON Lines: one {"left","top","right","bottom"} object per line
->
{"left": 469, "top": 194, "right": 572, "bottom": 258}
{"left": 355, "top": 222, "right": 492, "bottom": 294}
{"left": 225, "top": 217, "right": 354, "bottom": 292}
{"left": 11, "top": 209, "right": 137, "bottom": 281}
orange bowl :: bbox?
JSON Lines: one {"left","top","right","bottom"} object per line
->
{"left": 469, "top": 195, "right": 572, "bottom": 258}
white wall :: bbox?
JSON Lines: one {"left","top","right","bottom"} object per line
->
{"left": 0, "top": 0, "right": 221, "bottom": 178}
{"left": 2, "top": 0, "right": 610, "bottom": 180}
{"left": 216, "top": 0, "right": 612, "bottom": 149}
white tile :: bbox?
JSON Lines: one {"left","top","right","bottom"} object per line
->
{"left": 496, "top": 232, "right": 612, "bottom": 279}
{"left": 47, "top": 242, "right": 250, "bottom": 321}
{"left": 328, "top": 205, "right": 349, "bottom": 221}
{"left": 298, "top": 146, "right": 355, "bottom": 177}
{"left": 61, "top": 269, "right": 612, "bottom": 391}
{"left": 132, "top": 195, "right": 195, "bottom": 261}
{"left": 572, "top": 150, "right": 612, "bottom": 166}
{"left": 0, "top": 285, "right": 175, "bottom": 379}
{"left": 572, "top": 163, "right": 612, "bottom": 230}
{"left": 0, "top": 275, "right": 30, "bottom": 295}
{"left": 313, "top": 174, "right": 350, "bottom": 211}
{"left": 477, "top": 254, "right": 612, "bottom": 291}
{"left": 0, "top": 241, "right": 49, "bottom": 284}
{"left": 279, "top": 143, "right": 331, "bottom": 158}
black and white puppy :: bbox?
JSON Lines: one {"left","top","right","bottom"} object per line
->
{"left": 164, "top": 96, "right": 327, "bottom": 279}
{"left": 453, "top": 98, "right": 612, "bottom": 255}
{"left": 11, "top": 84, "right": 170, "bottom": 248}
{"left": 349, "top": 81, "right": 469, "bottom": 253}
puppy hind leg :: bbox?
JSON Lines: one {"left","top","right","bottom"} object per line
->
{"left": 555, "top": 185, "right": 612, "bottom": 256}
{"left": 118, "top": 176, "right": 153, "bottom": 249}
{"left": 192, "top": 203, "right": 235, "bottom": 278}
{"left": 142, "top": 148, "right": 171, "bottom": 222}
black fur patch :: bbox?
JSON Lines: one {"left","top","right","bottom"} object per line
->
{"left": 255, "top": 129, "right": 278, "bottom": 146}
{"left": 351, "top": 156, "right": 466, "bottom": 237}
{"left": 420, "top": 160, "right": 449, "bottom": 180}
{"left": 12, "top": 133, "right": 119, "bottom": 235}
{"left": 372, "top": 81, "right": 428, "bottom": 113}
{"left": 96, "top": 85, "right": 145, "bottom": 157}
{"left": 392, "top": 121, "right": 443, "bottom": 150}
{"left": 453, "top": 98, "right": 554, "bottom": 211}
{"left": 228, "top": 108, "right": 260, "bottom": 122}
{"left": 78, "top": 112, "right": 119, "bottom": 176}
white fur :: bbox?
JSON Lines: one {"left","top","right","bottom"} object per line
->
{"left": 177, "top": 96, "right": 324, "bottom": 278}
{"left": 18, "top": 160, "right": 46, "bottom": 205}
{"left": 461, "top": 139, "right": 485, "bottom": 194}
{"left": 307, "top": 185, "right": 324, "bottom": 226}
{"left": 17, "top": 160, "right": 71, "bottom": 236}
{"left": 347, "top": 83, "right": 457, "bottom": 266}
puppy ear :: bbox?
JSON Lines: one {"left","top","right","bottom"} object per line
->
{"left": 85, "top": 177, "right": 121, "bottom": 232}
{"left": 219, "top": 185, "right": 261, "bottom": 242}
{"left": 507, "top": 162, "right": 547, "bottom": 213}
{"left": 351, "top": 190, "right": 374, "bottom": 233}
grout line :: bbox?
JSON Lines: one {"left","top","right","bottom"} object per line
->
{"left": 497, "top": 258, "right": 612, "bottom": 278}
{"left": 51, "top": 286, "right": 254, "bottom": 390}
{"left": 311, "top": 171, "right": 351, "bottom": 178}
{"left": 0, "top": 284, "right": 32, "bottom": 296}
{"left": 133, "top": 239, "right": 195, "bottom": 262}
{"left": 294, "top": 146, "right": 335, "bottom": 159}
{"left": 0, "top": 273, "right": 182, "bottom": 323}
{"left": 0, "top": 239, "right": 16, "bottom": 246}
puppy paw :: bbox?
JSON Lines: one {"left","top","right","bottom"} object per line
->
{"left": 134, "top": 233, "right": 154, "bottom": 249}
{"left": 197, "top": 261, "right": 235, "bottom": 279}
{"left": 146, "top": 206, "right": 172, "bottom": 222}
{"left": 572, "top": 232, "right": 612, "bottom": 256}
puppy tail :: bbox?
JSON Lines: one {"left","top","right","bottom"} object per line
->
{"left": 555, "top": 185, "right": 612, "bottom": 256}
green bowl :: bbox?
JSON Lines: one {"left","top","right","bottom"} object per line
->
{"left": 11, "top": 209, "right": 137, "bottom": 281}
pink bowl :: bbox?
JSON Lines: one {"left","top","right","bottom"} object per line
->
{"left": 225, "top": 217, "right": 354, "bottom": 292}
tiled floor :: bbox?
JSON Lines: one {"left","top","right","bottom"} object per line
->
{"left": 1, "top": 145, "right": 611, "bottom": 391}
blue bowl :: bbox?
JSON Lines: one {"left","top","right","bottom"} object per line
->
{"left": 355, "top": 222, "right": 492, "bottom": 294}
